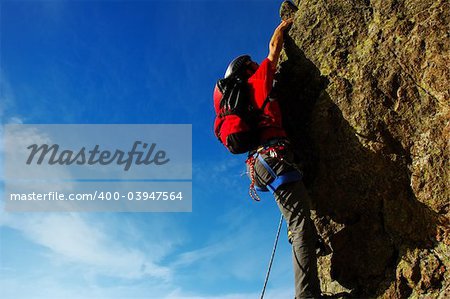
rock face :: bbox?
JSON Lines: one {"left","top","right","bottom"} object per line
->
{"left": 277, "top": 0, "right": 449, "bottom": 297}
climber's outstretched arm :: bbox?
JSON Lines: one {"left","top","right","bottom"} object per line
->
{"left": 267, "top": 18, "right": 293, "bottom": 69}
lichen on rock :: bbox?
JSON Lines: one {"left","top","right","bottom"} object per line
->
{"left": 277, "top": 0, "right": 449, "bottom": 297}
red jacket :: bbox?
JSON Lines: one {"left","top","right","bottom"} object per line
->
{"left": 248, "top": 58, "right": 287, "bottom": 143}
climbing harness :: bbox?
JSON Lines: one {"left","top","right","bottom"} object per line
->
{"left": 256, "top": 153, "right": 302, "bottom": 192}
{"left": 260, "top": 213, "right": 284, "bottom": 299}
{"left": 246, "top": 139, "right": 303, "bottom": 201}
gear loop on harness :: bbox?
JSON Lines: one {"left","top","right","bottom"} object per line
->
{"left": 246, "top": 155, "right": 262, "bottom": 201}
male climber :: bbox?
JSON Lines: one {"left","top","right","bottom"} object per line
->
{"left": 214, "top": 19, "right": 324, "bottom": 298}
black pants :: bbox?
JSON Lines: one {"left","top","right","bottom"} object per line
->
{"left": 250, "top": 148, "right": 321, "bottom": 298}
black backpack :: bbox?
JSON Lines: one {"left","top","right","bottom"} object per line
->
{"left": 213, "top": 75, "right": 261, "bottom": 154}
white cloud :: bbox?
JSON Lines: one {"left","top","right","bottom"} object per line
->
{"left": 0, "top": 70, "right": 24, "bottom": 124}
{"left": 0, "top": 191, "right": 293, "bottom": 299}
{"left": 0, "top": 271, "right": 293, "bottom": 299}
{"left": 2, "top": 124, "right": 77, "bottom": 211}
{"left": 3, "top": 125, "right": 70, "bottom": 183}
{"left": 170, "top": 242, "right": 227, "bottom": 268}
{"left": 6, "top": 117, "right": 23, "bottom": 124}
{"left": 1, "top": 213, "right": 171, "bottom": 281}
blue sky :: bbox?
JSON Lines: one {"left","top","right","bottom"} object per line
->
{"left": 0, "top": 1, "right": 296, "bottom": 298}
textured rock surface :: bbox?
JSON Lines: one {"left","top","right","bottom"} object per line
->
{"left": 276, "top": 0, "right": 449, "bottom": 297}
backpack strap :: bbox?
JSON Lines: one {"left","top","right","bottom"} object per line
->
{"left": 260, "top": 97, "right": 271, "bottom": 111}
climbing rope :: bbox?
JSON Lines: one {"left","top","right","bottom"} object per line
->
{"left": 260, "top": 213, "right": 284, "bottom": 299}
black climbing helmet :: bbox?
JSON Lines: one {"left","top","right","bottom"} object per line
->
{"left": 224, "top": 55, "right": 252, "bottom": 78}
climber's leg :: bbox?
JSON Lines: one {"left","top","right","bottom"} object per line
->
{"left": 275, "top": 181, "right": 321, "bottom": 299}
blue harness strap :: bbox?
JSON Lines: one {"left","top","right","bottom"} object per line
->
{"left": 255, "top": 154, "right": 302, "bottom": 193}
{"left": 257, "top": 154, "right": 277, "bottom": 178}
